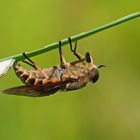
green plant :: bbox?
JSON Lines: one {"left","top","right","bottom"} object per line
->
{"left": 0, "top": 12, "right": 140, "bottom": 77}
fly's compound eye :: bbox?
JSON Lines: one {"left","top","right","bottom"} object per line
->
{"left": 89, "top": 68, "right": 99, "bottom": 83}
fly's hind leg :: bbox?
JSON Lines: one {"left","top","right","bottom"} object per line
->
{"left": 68, "top": 37, "right": 84, "bottom": 61}
{"left": 59, "top": 41, "right": 67, "bottom": 68}
{"left": 22, "top": 53, "right": 42, "bottom": 72}
{"left": 22, "top": 53, "right": 50, "bottom": 79}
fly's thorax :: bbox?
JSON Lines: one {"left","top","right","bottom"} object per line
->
{"left": 61, "top": 64, "right": 85, "bottom": 79}
{"left": 63, "top": 65, "right": 90, "bottom": 91}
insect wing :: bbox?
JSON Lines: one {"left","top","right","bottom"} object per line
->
{"left": 3, "top": 85, "right": 61, "bottom": 97}
{"left": 3, "top": 86, "right": 42, "bottom": 97}
{"left": 2, "top": 77, "right": 79, "bottom": 97}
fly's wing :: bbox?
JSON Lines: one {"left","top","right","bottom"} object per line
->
{"left": 3, "top": 86, "right": 41, "bottom": 97}
{"left": 2, "top": 85, "right": 62, "bottom": 97}
{"left": 2, "top": 77, "right": 78, "bottom": 97}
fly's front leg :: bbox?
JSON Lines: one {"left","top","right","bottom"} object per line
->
{"left": 68, "top": 37, "right": 84, "bottom": 61}
{"left": 59, "top": 41, "right": 67, "bottom": 68}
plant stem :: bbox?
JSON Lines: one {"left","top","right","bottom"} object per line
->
{"left": 0, "top": 12, "right": 140, "bottom": 62}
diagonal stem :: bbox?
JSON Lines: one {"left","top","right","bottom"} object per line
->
{"left": 0, "top": 12, "right": 140, "bottom": 62}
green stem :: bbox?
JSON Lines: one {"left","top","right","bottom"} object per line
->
{"left": 0, "top": 12, "right": 140, "bottom": 62}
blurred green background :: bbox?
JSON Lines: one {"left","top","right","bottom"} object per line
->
{"left": 0, "top": 0, "right": 140, "bottom": 140}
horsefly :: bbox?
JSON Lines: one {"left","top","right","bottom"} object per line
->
{"left": 3, "top": 38, "right": 105, "bottom": 97}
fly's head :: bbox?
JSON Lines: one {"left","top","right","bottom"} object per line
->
{"left": 85, "top": 52, "right": 105, "bottom": 83}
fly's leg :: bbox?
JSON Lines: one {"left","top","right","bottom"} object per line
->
{"left": 22, "top": 53, "right": 41, "bottom": 71}
{"left": 68, "top": 37, "right": 84, "bottom": 61}
{"left": 59, "top": 41, "right": 67, "bottom": 68}
{"left": 22, "top": 53, "right": 50, "bottom": 79}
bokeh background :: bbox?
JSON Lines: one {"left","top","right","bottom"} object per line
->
{"left": 0, "top": 0, "right": 140, "bottom": 140}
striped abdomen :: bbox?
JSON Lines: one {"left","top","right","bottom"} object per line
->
{"left": 13, "top": 63, "right": 55, "bottom": 87}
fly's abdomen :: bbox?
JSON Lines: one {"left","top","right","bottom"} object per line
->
{"left": 13, "top": 62, "right": 63, "bottom": 88}
{"left": 13, "top": 63, "right": 37, "bottom": 86}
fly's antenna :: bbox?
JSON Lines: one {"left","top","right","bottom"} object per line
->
{"left": 97, "top": 65, "right": 106, "bottom": 68}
